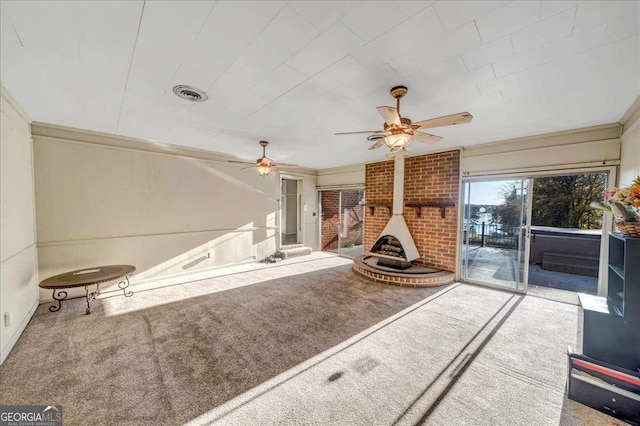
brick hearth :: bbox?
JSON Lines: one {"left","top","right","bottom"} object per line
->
{"left": 353, "top": 257, "right": 455, "bottom": 287}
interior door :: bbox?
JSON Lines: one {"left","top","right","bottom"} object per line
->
{"left": 281, "top": 179, "right": 299, "bottom": 245}
{"left": 460, "top": 178, "right": 531, "bottom": 292}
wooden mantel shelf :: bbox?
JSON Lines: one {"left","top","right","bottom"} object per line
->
{"left": 364, "top": 203, "right": 392, "bottom": 216}
{"left": 405, "top": 201, "right": 456, "bottom": 218}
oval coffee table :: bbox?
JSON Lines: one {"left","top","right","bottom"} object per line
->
{"left": 39, "top": 265, "right": 135, "bottom": 315}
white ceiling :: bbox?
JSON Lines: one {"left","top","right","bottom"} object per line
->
{"left": 1, "top": 1, "right": 638, "bottom": 169}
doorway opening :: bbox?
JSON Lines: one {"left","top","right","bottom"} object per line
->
{"left": 319, "top": 189, "right": 365, "bottom": 258}
{"left": 281, "top": 178, "right": 301, "bottom": 245}
{"left": 460, "top": 171, "right": 610, "bottom": 296}
{"left": 527, "top": 172, "right": 607, "bottom": 295}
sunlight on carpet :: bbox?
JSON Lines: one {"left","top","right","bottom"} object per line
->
{"left": 186, "top": 284, "right": 615, "bottom": 426}
{"left": 100, "top": 252, "right": 351, "bottom": 316}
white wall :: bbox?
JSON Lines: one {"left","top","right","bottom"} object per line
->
{"left": 32, "top": 123, "right": 317, "bottom": 299}
{"left": 620, "top": 96, "right": 640, "bottom": 185}
{"left": 0, "top": 87, "right": 39, "bottom": 365}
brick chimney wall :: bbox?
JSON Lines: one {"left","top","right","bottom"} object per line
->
{"left": 364, "top": 150, "right": 460, "bottom": 271}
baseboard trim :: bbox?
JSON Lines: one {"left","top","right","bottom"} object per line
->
{"left": 0, "top": 299, "right": 39, "bottom": 365}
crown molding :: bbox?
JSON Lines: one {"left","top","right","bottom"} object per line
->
{"left": 0, "top": 85, "right": 32, "bottom": 124}
{"left": 363, "top": 147, "right": 462, "bottom": 166}
{"left": 462, "top": 123, "right": 621, "bottom": 158}
{"left": 620, "top": 95, "right": 640, "bottom": 135}
{"left": 30, "top": 121, "right": 317, "bottom": 174}
{"left": 317, "top": 163, "right": 365, "bottom": 176}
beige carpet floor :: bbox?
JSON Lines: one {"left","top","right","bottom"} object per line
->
{"left": 0, "top": 253, "right": 623, "bottom": 425}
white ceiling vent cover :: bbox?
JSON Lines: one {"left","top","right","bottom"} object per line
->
{"left": 173, "top": 85, "right": 208, "bottom": 102}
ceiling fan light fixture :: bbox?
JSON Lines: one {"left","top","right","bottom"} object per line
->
{"left": 227, "top": 141, "right": 297, "bottom": 175}
{"left": 384, "top": 133, "right": 413, "bottom": 151}
{"left": 334, "top": 85, "right": 473, "bottom": 152}
{"left": 257, "top": 165, "right": 272, "bottom": 177}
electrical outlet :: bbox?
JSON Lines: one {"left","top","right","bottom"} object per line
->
{"left": 4, "top": 312, "right": 12, "bottom": 327}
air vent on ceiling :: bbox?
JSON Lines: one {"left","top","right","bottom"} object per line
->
{"left": 173, "top": 85, "right": 208, "bottom": 102}
{"left": 367, "top": 134, "right": 385, "bottom": 141}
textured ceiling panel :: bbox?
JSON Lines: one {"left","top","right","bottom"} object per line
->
{"left": 0, "top": 0, "right": 638, "bottom": 168}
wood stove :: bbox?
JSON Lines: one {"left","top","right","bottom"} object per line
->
{"left": 368, "top": 152, "right": 419, "bottom": 269}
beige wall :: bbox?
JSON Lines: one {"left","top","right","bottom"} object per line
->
{"left": 0, "top": 87, "right": 38, "bottom": 365}
{"left": 317, "top": 164, "right": 365, "bottom": 188}
{"left": 620, "top": 96, "right": 640, "bottom": 186}
{"left": 461, "top": 124, "right": 621, "bottom": 175}
{"left": 32, "top": 124, "right": 317, "bottom": 299}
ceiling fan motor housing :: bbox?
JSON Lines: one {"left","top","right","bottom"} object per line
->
{"left": 384, "top": 117, "right": 412, "bottom": 131}
{"left": 390, "top": 85, "right": 408, "bottom": 99}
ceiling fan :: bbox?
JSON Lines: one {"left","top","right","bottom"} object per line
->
{"left": 228, "top": 141, "right": 297, "bottom": 177}
{"left": 335, "top": 85, "right": 473, "bottom": 151}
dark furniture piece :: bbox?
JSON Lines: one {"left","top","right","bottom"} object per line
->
{"left": 608, "top": 233, "right": 640, "bottom": 320}
{"left": 579, "top": 294, "right": 639, "bottom": 371}
{"left": 567, "top": 349, "right": 639, "bottom": 424}
{"left": 39, "top": 265, "right": 135, "bottom": 315}
{"left": 568, "top": 234, "right": 640, "bottom": 422}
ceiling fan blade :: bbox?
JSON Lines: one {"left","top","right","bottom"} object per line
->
{"left": 240, "top": 166, "right": 257, "bottom": 170}
{"left": 377, "top": 106, "right": 401, "bottom": 126}
{"left": 335, "top": 130, "right": 387, "bottom": 135}
{"left": 413, "top": 131, "right": 443, "bottom": 145}
{"left": 228, "top": 160, "right": 257, "bottom": 165}
{"left": 272, "top": 162, "right": 299, "bottom": 167}
{"left": 413, "top": 112, "right": 473, "bottom": 130}
{"left": 368, "top": 139, "right": 386, "bottom": 150}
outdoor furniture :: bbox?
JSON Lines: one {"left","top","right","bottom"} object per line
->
{"left": 39, "top": 265, "right": 135, "bottom": 315}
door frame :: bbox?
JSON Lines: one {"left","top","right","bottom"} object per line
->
{"left": 280, "top": 176, "right": 303, "bottom": 246}
{"left": 459, "top": 165, "right": 617, "bottom": 296}
{"left": 459, "top": 177, "right": 532, "bottom": 293}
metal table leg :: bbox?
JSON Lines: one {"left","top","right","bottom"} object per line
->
{"left": 84, "top": 285, "right": 99, "bottom": 315}
{"left": 118, "top": 275, "right": 134, "bottom": 297}
{"left": 50, "top": 289, "right": 68, "bottom": 312}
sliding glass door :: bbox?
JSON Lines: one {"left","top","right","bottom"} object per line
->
{"left": 460, "top": 178, "right": 532, "bottom": 292}
{"left": 319, "top": 189, "right": 365, "bottom": 258}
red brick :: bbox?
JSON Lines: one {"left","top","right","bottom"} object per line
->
{"left": 365, "top": 150, "right": 460, "bottom": 271}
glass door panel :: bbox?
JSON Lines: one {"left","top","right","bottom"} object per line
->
{"left": 319, "top": 190, "right": 340, "bottom": 253}
{"left": 338, "top": 189, "right": 365, "bottom": 258}
{"left": 320, "top": 189, "right": 365, "bottom": 257}
{"left": 460, "top": 179, "right": 531, "bottom": 291}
